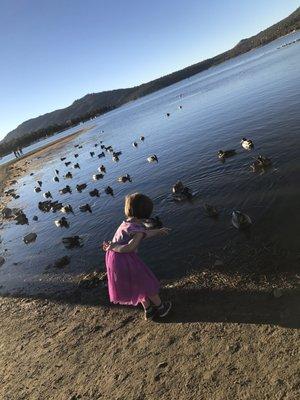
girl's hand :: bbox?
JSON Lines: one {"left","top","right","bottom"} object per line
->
{"left": 102, "top": 241, "right": 115, "bottom": 251}
{"left": 158, "top": 227, "right": 171, "bottom": 235}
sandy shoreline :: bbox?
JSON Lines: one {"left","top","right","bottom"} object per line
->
{"left": 0, "top": 124, "right": 299, "bottom": 399}
{"left": 0, "top": 126, "right": 93, "bottom": 198}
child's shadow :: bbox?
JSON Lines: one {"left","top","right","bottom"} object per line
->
{"left": 158, "top": 286, "right": 300, "bottom": 329}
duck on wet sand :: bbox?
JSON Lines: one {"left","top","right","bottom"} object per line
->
{"left": 147, "top": 154, "right": 158, "bottom": 163}
{"left": 74, "top": 154, "right": 79, "bottom": 158}
{"left": 98, "top": 152, "right": 105, "bottom": 158}
{"left": 140, "top": 136, "right": 145, "bottom": 141}
{"left": 59, "top": 185, "right": 72, "bottom": 195}
{"left": 55, "top": 169, "right": 59, "bottom": 175}
{"left": 53, "top": 176, "right": 59, "bottom": 182}
{"left": 65, "top": 172, "right": 73, "bottom": 179}
{"left": 34, "top": 187, "right": 41, "bottom": 193}
{"left": 93, "top": 173, "right": 104, "bottom": 181}
{"left": 37, "top": 180, "right": 43, "bottom": 187}
{"left": 105, "top": 186, "right": 114, "bottom": 196}
{"left": 132, "top": 142, "right": 138, "bottom": 148}
{"left": 76, "top": 183, "right": 87, "bottom": 192}
{"left": 89, "top": 189, "right": 100, "bottom": 197}
{"left": 61, "top": 204, "right": 74, "bottom": 214}
{"left": 117, "top": 174, "right": 132, "bottom": 183}
{"left": 79, "top": 204, "right": 92, "bottom": 213}
{"left": 43, "top": 191, "right": 52, "bottom": 199}
{"left": 112, "top": 155, "right": 119, "bottom": 162}
{"left": 73, "top": 163, "right": 80, "bottom": 169}
{"left": 60, "top": 157, "right": 66, "bottom": 161}
{"left": 241, "top": 138, "right": 254, "bottom": 150}
{"left": 98, "top": 165, "right": 106, "bottom": 173}
{"left": 90, "top": 152, "right": 95, "bottom": 157}
{"left": 55, "top": 217, "right": 70, "bottom": 228}
{"left": 65, "top": 161, "right": 72, "bottom": 167}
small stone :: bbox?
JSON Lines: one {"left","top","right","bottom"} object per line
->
{"left": 157, "top": 362, "right": 168, "bottom": 368}
{"left": 23, "top": 233, "right": 37, "bottom": 244}
{"left": 54, "top": 256, "right": 70, "bottom": 268}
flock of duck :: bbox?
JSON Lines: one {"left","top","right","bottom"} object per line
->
{"left": 2, "top": 111, "right": 273, "bottom": 247}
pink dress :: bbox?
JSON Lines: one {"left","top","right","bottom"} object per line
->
{"left": 105, "top": 221, "right": 160, "bottom": 306}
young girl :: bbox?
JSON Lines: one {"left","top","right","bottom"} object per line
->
{"left": 102, "top": 193, "right": 172, "bottom": 320}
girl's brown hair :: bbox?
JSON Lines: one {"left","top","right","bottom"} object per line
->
{"left": 124, "top": 193, "right": 153, "bottom": 219}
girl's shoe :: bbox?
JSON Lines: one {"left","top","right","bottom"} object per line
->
{"left": 144, "top": 305, "right": 157, "bottom": 320}
{"left": 157, "top": 301, "right": 172, "bottom": 318}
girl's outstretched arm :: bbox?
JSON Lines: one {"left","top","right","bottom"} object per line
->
{"left": 145, "top": 227, "right": 171, "bottom": 239}
{"left": 103, "top": 232, "right": 144, "bottom": 253}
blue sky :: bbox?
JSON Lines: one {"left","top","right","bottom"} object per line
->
{"left": 0, "top": 0, "right": 298, "bottom": 138}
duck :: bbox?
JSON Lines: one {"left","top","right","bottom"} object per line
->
{"left": 250, "top": 155, "right": 272, "bottom": 172}
{"left": 98, "top": 152, "right": 105, "bottom": 158}
{"left": 166, "top": 113, "right": 170, "bottom": 117}
{"left": 78, "top": 145, "right": 83, "bottom": 149}
{"left": 113, "top": 151, "right": 122, "bottom": 157}
{"left": 93, "top": 173, "right": 104, "bottom": 181}
{"left": 37, "top": 180, "right": 43, "bottom": 187}
{"left": 61, "top": 157, "right": 66, "bottom": 161}
{"left": 178, "top": 105, "right": 183, "bottom": 109}
{"left": 38, "top": 200, "right": 53, "bottom": 212}
{"left": 74, "top": 144, "right": 79, "bottom": 148}
{"left": 55, "top": 169, "right": 59, "bottom": 175}
{"left": 59, "top": 185, "right": 72, "bottom": 195}
{"left": 147, "top": 154, "right": 158, "bottom": 163}
{"left": 79, "top": 204, "right": 92, "bottom": 213}
{"left": 218, "top": 149, "right": 236, "bottom": 159}
{"left": 98, "top": 165, "right": 106, "bottom": 173}
{"left": 50, "top": 202, "right": 63, "bottom": 212}
{"left": 65, "top": 171, "right": 73, "bottom": 179}
{"left": 117, "top": 174, "right": 132, "bottom": 183}
{"left": 89, "top": 189, "right": 100, "bottom": 197}
{"left": 132, "top": 141, "right": 138, "bottom": 148}
{"left": 73, "top": 163, "right": 80, "bottom": 169}
{"left": 76, "top": 183, "right": 87, "bottom": 193}
{"left": 32, "top": 215, "right": 38, "bottom": 221}
{"left": 90, "top": 151, "right": 95, "bottom": 157}
{"left": 62, "top": 236, "right": 83, "bottom": 249}
{"left": 105, "top": 145, "right": 113, "bottom": 152}
{"left": 74, "top": 154, "right": 79, "bottom": 158}
{"left": 100, "top": 145, "right": 105, "bottom": 149}
{"left": 143, "top": 216, "right": 163, "bottom": 229}
{"left": 203, "top": 203, "right": 219, "bottom": 217}
{"left": 55, "top": 217, "right": 69, "bottom": 228}
{"left": 112, "top": 155, "right": 119, "bottom": 162}
{"left": 172, "top": 181, "right": 193, "bottom": 201}
{"left": 231, "top": 210, "right": 252, "bottom": 229}
{"left": 105, "top": 186, "right": 114, "bottom": 196}
{"left": 34, "top": 187, "right": 41, "bottom": 193}
{"left": 241, "top": 138, "right": 254, "bottom": 150}
{"left": 140, "top": 136, "right": 145, "bottom": 141}
{"left": 43, "top": 191, "right": 52, "bottom": 199}
{"left": 65, "top": 161, "right": 72, "bottom": 167}
{"left": 60, "top": 204, "right": 74, "bottom": 214}
{"left": 53, "top": 176, "right": 59, "bottom": 183}
{"left": 94, "top": 143, "right": 98, "bottom": 147}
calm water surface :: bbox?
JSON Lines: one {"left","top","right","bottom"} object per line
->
{"left": 1, "top": 32, "right": 300, "bottom": 295}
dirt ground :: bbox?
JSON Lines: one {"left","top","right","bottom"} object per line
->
{"left": 0, "top": 276, "right": 299, "bottom": 400}
{"left": 0, "top": 131, "right": 299, "bottom": 400}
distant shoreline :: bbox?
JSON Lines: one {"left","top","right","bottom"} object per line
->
{"left": 0, "top": 125, "right": 94, "bottom": 198}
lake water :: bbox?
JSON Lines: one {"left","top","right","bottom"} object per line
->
{"left": 1, "top": 31, "right": 300, "bottom": 296}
